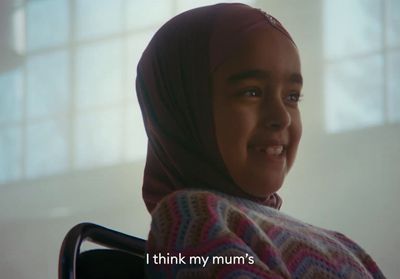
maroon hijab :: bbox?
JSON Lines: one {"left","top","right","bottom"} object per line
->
{"left": 136, "top": 3, "right": 294, "bottom": 213}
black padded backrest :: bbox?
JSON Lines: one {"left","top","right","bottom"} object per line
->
{"left": 59, "top": 223, "right": 147, "bottom": 279}
{"left": 77, "top": 249, "right": 145, "bottom": 279}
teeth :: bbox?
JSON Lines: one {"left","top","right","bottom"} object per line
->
{"left": 257, "top": 145, "right": 284, "bottom": 155}
{"left": 267, "top": 146, "right": 283, "bottom": 155}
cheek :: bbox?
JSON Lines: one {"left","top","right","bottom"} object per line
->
{"left": 216, "top": 107, "right": 255, "bottom": 143}
{"left": 295, "top": 111, "right": 303, "bottom": 143}
{"left": 287, "top": 112, "right": 302, "bottom": 169}
{"left": 214, "top": 106, "right": 256, "bottom": 165}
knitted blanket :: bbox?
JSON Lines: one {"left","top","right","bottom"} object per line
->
{"left": 146, "top": 190, "right": 385, "bottom": 278}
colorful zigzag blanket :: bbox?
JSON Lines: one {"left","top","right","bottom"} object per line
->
{"left": 146, "top": 190, "right": 385, "bottom": 278}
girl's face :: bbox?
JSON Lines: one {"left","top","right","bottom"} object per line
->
{"left": 212, "top": 28, "right": 302, "bottom": 198}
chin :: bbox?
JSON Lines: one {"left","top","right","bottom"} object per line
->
{"left": 241, "top": 177, "right": 284, "bottom": 198}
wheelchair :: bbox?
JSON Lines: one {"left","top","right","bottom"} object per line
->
{"left": 58, "top": 222, "right": 146, "bottom": 279}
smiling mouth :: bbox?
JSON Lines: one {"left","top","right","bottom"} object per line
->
{"left": 253, "top": 145, "right": 285, "bottom": 156}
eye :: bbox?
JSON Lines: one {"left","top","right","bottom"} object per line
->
{"left": 285, "top": 92, "right": 303, "bottom": 104}
{"left": 241, "top": 88, "right": 262, "bottom": 98}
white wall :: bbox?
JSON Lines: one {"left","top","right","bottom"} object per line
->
{"left": 0, "top": 161, "right": 149, "bottom": 230}
{"left": 260, "top": 0, "right": 400, "bottom": 277}
{"left": 0, "top": 0, "right": 399, "bottom": 278}
{"left": 0, "top": 161, "right": 150, "bottom": 279}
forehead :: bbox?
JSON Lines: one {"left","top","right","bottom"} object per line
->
{"left": 213, "top": 28, "right": 301, "bottom": 80}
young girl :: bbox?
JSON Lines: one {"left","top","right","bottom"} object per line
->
{"left": 136, "top": 3, "right": 385, "bottom": 278}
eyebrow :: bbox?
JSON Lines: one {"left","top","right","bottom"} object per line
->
{"left": 289, "top": 73, "right": 303, "bottom": 85}
{"left": 227, "top": 69, "right": 303, "bottom": 85}
{"left": 227, "top": 69, "right": 269, "bottom": 82}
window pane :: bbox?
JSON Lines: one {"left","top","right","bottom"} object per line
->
{"left": 388, "top": 51, "right": 400, "bottom": 123}
{"left": 75, "top": 0, "right": 123, "bottom": 40}
{"left": 26, "top": 118, "right": 69, "bottom": 179}
{"left": 124, "top": 101, "right": 147, "bottom": 161}
{"left": 387, "top": 0, "right": 400, "bottom": 47}
{"left": 76, "top": 40, "right": 123, "bottom": 109}
{"left": 325, "top": 55, "right": 384, "bottom": 133}
{"left": 26, "top": 0, "right": 69, "bottom": 50}
{"left": 0, "top": 126, "right": 22, "bottom": 184}
{"left": 75, "top": 109, "right": 122, "bottom": 168}
{"left": 126, "top": 32, "right": 154, "bottom": 95}
{"left": 323, "top": 0, "right": 382, "bottom": 60}
{"left": 126, "top": 0, "right": 171, "bottom": 30}
{"left": 12, "top": 7, "right": 26, "bottom": 55}
{"left": 0, "top": 69, "right": 23, "bottom": 124}
{"left": 27, "top": 51, "right": 69, "bottom": 118}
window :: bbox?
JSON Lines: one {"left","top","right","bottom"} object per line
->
{"left": 0, "top": 0, "right": 255, "bottom": 185}
{"left": 323, "top": 0, "right": 400, "bottom": 133}
{"left": 0, "top": 0, "right": 167, "bottom": 183}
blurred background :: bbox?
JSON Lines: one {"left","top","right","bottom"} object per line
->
{"left": 0, "top": 0, "right": 399, "bottom": 278}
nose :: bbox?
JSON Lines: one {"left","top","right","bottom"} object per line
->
{"left": 262, "top": 97, "right": 291, "bottom": 130}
